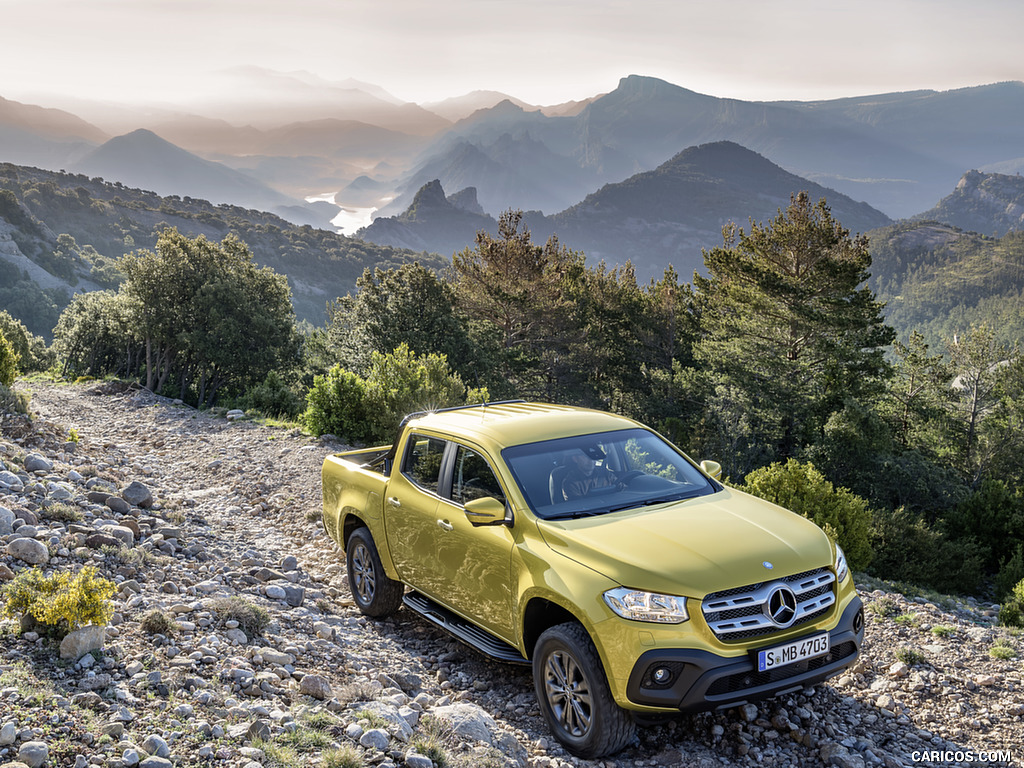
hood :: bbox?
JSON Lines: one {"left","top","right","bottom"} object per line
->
{"left": 537, "top": 488, "right": 833, "bottom": 597}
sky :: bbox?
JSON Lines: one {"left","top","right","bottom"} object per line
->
{"left": 3, "top": 0, "right": 1024, "bottom": 109}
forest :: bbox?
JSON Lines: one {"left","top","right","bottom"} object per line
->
{"left": 1, "top": 193, "right": 1023, "bottom": 621}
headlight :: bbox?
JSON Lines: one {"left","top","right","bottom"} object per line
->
{"left": 835, "top": 543, "right": 849, "bottom": 582}
{"left": 603, "top": 587, "right": 689, "bottom": 624}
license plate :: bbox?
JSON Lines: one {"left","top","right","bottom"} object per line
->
{"left": 757, "top": 632, "right": 830, "bottom": 672}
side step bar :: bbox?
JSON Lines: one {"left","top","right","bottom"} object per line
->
{"left": 403, "top": 591, "right": 529, "bottom": 666}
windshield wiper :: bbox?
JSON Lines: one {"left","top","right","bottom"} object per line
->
{"left": 544, "top": 508, "right": 608, "bottom": 521}
{"left": 605, "top": 491, "right": 704, "bottom": 514}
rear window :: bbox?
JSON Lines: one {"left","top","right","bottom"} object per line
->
{"left": 401, "top": 434, "right": 447, "bottom": 494}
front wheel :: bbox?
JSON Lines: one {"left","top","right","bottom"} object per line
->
{"left": 533, "top": 622, "right": 635, "bottom": 758}
{"left": 346, "top": 526, "right": 404, "bottom": 617}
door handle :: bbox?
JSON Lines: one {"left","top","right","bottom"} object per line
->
{"left": 387, "top": 497, "right": 401, "bottom": 507}
{"left": 436, "top": 519, "right": 454, "bottom": 532}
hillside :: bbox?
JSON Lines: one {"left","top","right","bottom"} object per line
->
{"left": 0, "top": 381, "right": 1020, "bottom": 768}
{"left": 868, "top": 221, "right": 1024, "bottom": 348}
{"left": 362, "top": 142, "right": 893, "bottom": 281}
{"left": 0, "top": 163, "right": 444, "bottom": 335}
{"left": 914, "top": 170, "right": 1024, "bottom": 237}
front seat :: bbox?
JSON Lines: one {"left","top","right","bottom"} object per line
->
{"left": 548, "top": 463, "right": 570, "bottom": 504}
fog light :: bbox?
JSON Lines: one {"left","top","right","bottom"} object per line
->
{"left": 652, "top": 667, "right": 673, "bottom": 685}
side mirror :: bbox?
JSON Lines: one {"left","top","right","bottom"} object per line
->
{"left": 463, "top": 496, "right": 508, "bottom": 526}
{"left": 699, "top": 460, "right": 723, "bottom": 480}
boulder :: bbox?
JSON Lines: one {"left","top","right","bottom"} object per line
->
{"left": 298, "top": 674, "right": 332, "bottom": 700}
{"left": 60, "top": 624, "right": 106, "bottom": 660}
{"left": 7, "top": 537, "right": 49, "bottom": 565}
{"left": 0, "top": 505, "right": 14, "bottom": 535}
{"left": 122, "top": 481, "right": 153, "bottom": 508}
{"left": 23, "top": 454, "right": 53, "bottom": 473}
{"left": 18, "top": 740, "right": 49, "bottom": 768}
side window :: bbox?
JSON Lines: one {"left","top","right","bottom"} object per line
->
{"left": 401, "top": 434, "right": 447, "bottom": 493}
{"left": 452, "top": 445, "right": 506, "bottom": 507}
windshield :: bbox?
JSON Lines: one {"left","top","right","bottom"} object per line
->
{"left": 501, "top": 427, "right": 718, "bottom": 520}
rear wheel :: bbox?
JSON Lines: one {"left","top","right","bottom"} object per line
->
{"left": 346, "top": 526, "right": 403, "bottom": 617}
{"left": 533, "top": 622, "right": 635, "bottom": 758}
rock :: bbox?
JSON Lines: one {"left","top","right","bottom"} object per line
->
{"left": 138, "top": 758, "right": 173, "bottom": 768}
{"left": 85, "top": 532, "right": 122, "bottom": 549}
{"left": 17, "top": 741, "right": 49, "bottom": 768}
{"left": 7, "top": 537, "right": 49, "bottom": 565}
{"left": 101, "top": 524, "right": 136, "bottom": 547}
{"left": 0, "top": 505, "right": 14, "bottom": 534}
{"left": 281, "top": 555, "right": 298, "bottom": 571}
{"left": 141, "top": 734, "right": 170, "bottom": 757}
{"left": 105, "top": 496, "right": 131, "bottom": 515}
{"left": 406, "top": 752, "right": 433, "bottom": 768}
{"left": 0, "top": 563, "right": 15, "bottom": 581}
{"left": 23, "top": 454, "right": 53, "bottom": 473}
{"left": 359, "top": 728, "right": 390, "bottom": 751}
{"left": 247, "top": 720, "right": 271, "bottom": 741}
{"left": 298, "top": 674, "right": 332, "bottom": 700}
{"left": 282, "top": 585, "right": 305, "bottom": 607}
{"left": 60, "top": 624, "right": 106, "bottom": 660}
{"left": 258, "top": 648, "right": 294, "bottom": 666}
{"left": 122, "top": 481, "right": 153, "bottom": 508}
{"left": 431, "top": 702, "right": 498, "bottom": 745}
{"left": 0, "top": 722, "right": 16, "bottom": 745}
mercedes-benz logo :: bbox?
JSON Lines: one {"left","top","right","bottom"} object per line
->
{"left": 764, "top": 584, "right": 798, "bottom": 627}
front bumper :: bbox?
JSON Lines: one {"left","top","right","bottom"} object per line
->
{"left": 625, "top": 596, "right": 864, "bottom": 711}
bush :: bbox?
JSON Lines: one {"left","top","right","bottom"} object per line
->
{"left": 740, "top": 459, "right": 873, "bottom": 571}
{"left": 0, "top": 382, "right": 30, "bottom": 415}
{"left": 303, "top": 343, "right": 473, "bottom": 444}
{"left": 1, "top": 566, "right": 115, "bottom": 637}
{"left": 209, "top": 596, "right": 270, "bottom": 638}
{"left": 140, "top": 609, "right": 178, "bottom": 636}
{"left": 999, "top": 578, "right": 1024, "bottom": 628}
{"left": 238, "top": 370, "right": 303, "bottom": 419}
{"left": 303, "top": 365, "right": 373, "bottom": 442}
{"left": 869, "top": 506, "right": 986, "bottom": 595}
{"left": 995, "top": 545, "right": 1024, "bottom": 602}
{"left": 0, "top": 329, "right": 17, "bottom": 387}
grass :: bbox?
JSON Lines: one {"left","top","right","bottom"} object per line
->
{"left": 894, "top": 613, "right": 918, "bottom": 626}
{"left": 42, "top": 502, "right": 83, "bottom": 523}
{"left": 140, "top": 609, "right": 178, "bottom": 636}
{"left": 895, "top": 646, "right": 928, "bottom": 666}
{"left": 931, "top": 625, "right": 956, "bottom": 638}
{"left": 209, "top": 597, "right": 270, "bottom": 638}
{"left": 411, "top": 715, "right": 451, "bottom": 768}
{"left": 322, "top": 745, "right": 365, "bottom": 768}
{"left": 990, "top": 639, "right": 1018, "bottom": 660}
{"left": 866, "top": 597, "right": 900, "bottom": 619}
{"left": 354, "top": 708, "right": 389, "bottom": 730}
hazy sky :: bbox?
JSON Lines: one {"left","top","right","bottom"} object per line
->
{"left": 3, "top": 0, "right": 1023, "bottom": 108}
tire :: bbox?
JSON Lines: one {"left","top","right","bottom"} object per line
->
{"left": 533, "top": 622, "right": 635, "bottom": 758}
{"left": 346, "top": 526, "right": 404, "bottom": 617}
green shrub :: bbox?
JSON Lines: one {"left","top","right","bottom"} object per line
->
{"left": 239, "top": 370, "right": 303, "bottom": 419}
{"left": 869, "top": 506, "right": 985, "bottom": 595}
{"left": 995, "top": 545, "right": 1024, "bottom": 602}
{"left": 895, "top": 646, "right": 927, "bottom": 666}
{"left": 740, "top": 459, "right": 873, "bottom": 570}
{"left": 999, "top": 578, "right": 1024, "bottom": 629}
{"left": 303, "top": 343, "right": 473, "bottom": 444}
{"left": 322, "top": 745, "right": 364, "bottom": 768}
{"left": 1, "top": 566, "right": 115, "bottom": 637}
{"left": 989, "top": 639, "right": 1018, "bottom": 660}
{"left": 303, "top": 365, "right": 373, "bottom": 442}
{"left": 0, "top": 382, "right": 30, "bottom": 415}
{"left": 0, "top": 329, "right": 17, "bottom": 387}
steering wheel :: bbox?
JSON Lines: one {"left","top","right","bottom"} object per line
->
{"left": 615, "top": 470, "right": 646, "bottom": 488}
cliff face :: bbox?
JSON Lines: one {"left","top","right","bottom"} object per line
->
{"left": 917, "top": 170, "right": 1024, "bottom": 235}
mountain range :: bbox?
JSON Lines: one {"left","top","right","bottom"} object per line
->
{"left": 5, "top": 72, "right": 1024, "bottom": 228}
{"left": 359, "top": 141, "right": 893, "bottom": 281}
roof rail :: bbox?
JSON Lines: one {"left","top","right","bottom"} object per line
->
{"left": 381, "top": 400, "right": 528, "bottom": 467}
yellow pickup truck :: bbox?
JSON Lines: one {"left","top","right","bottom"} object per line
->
{"left": 321, "top": 401, "right": 863, "bottom": 758}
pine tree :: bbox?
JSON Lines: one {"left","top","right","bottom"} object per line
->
{"left": 693, "top": 193, "right": 894, "bottom": 462}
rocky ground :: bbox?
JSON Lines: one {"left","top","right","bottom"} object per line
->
{"left": 0, "top": 381, "right": 1021, "bottom": 768}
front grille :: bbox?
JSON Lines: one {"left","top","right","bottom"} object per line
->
{"left": 701, "top": 567, "right": 836, "bottom": 642}
{"left": 705, "top": 640, "right": 857, "bottom": 697}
